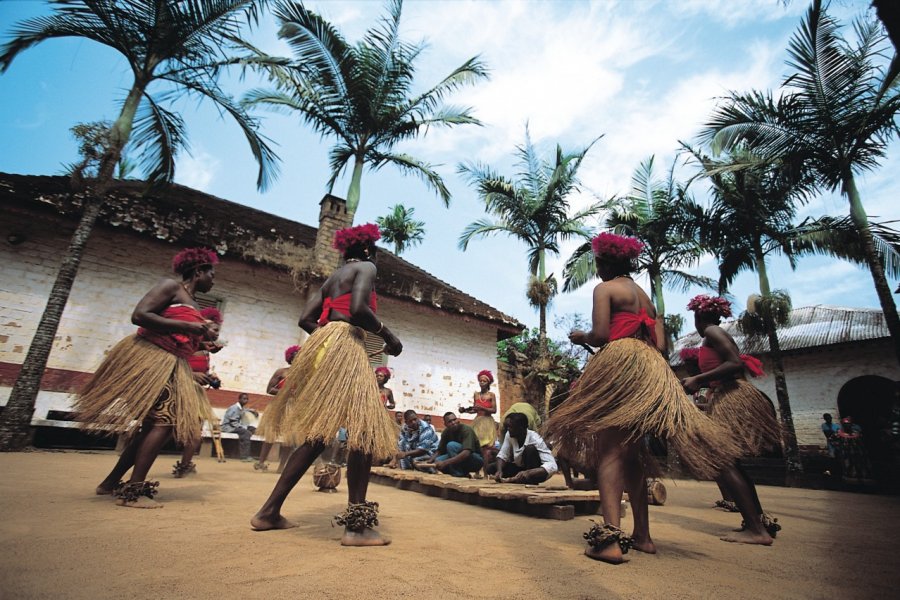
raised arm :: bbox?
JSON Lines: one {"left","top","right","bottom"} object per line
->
{"left": 132, "top": 278, "right": 211, "bottom": 338}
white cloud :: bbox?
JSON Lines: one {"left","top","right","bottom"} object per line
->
{"left": 176, "top": 149, "right": 219, "bottom": 192}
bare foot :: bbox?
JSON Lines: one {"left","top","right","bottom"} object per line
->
{"left": 720, "top": 530, "right": 773, "bottom": 545}
{"left": 341, "top": 527, "right": 391, "bottom": 546}
{"left": 584, "top": 544, "right": 626, "bottom": 564}
{"left": 631, "top": 537, "right": 657, "bottom": 554}
{"left": 96, "top": 484, "right": 115, "bottom": 496}
{"left": 115, "top": 496, "right": 163, "bottom": 509}
{"left": 250, "top": 513, "right": 298, "bottom": 531}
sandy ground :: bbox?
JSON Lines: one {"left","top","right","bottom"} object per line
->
{"left": 0, "top": 451, "right": 898, "bottom": 600}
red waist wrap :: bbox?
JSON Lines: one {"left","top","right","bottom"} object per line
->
{"left": 187, "top": 352, "right": 210, "bottom": 373}
{"left": 608, "top": 309, "right": 658, "bottom": 346}
{"left": 318, "top": 291, "right": 378, "bottom": 326}
{"left": 698, "top": 346, "right": 765, "bottom": 385}
{"left": 137, "top": 305, "right": 204, "bottom": 359}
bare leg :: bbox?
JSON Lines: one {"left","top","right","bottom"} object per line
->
{"left": 255, "top": 442, "right": 273, "bottom": 470}
{"left": 585, "top": 429, "right": 631, "bottom": 564}
{"left": 341, "top": 450, "right": 390, "bottom": 546}
{"left": 623, "top": 444, "right": 655, "bottom": 554}
{"left": 109, "top": 425, "right": 172, "bottom": 508}
{"left": 97, "top": 427, "right": 149, "bottom": 494}
{"left": 715, "top": 464, "right": 773, "bottom": 545}
{"left": 251, "top": 442, "right": 325, "bottom": 530}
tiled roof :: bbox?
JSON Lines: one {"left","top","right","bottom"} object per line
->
{"left": 0, "top": 173, "right": 524, "bottom": 335}
{"left": 671, "top": 305, "right": 890, "bottom": 365}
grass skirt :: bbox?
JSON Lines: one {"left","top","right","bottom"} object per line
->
{"left": 73, "top": 335, "right": 212, "bottom": 446}
{"left": 544, "top": 338, "right": 740, "bottom": 479}
{"left": 708, "top": 379, "right": 782, "bottom": 456}
{"left": 258, "top": 322, "right": 398, "bottom": 459}
{"left": 472, "top": 415, "right": 498, "bottom": 447}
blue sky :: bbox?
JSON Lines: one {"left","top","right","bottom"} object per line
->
{"left": 1, "top": 0, "right": 897, "bottom": 342}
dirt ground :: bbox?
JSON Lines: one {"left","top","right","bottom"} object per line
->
{"left": 0, "top": 450, "right": 897, "bottom": 600}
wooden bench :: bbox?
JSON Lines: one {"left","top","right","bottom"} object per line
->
{"left": 369, "top": 466, "right": 627, "bottom": 521}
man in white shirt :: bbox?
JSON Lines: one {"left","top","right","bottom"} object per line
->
{"left": 492, "top": 412, "right": 557, "bottom": 484}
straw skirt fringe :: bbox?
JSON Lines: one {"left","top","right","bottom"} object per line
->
{"left": 708, "top": 379, "right": 782, "bottom": 456}
{"left": 73, "top": 335, "right": 212, "bottom": 445}
{"left": 258, "top": 321, "right": 398, "bottom": 459}
{"left": 472, "top": 415, "right": 498, "bottom": 447}
{"left": 545, "top": 338, "right": 740, "bottom": 479}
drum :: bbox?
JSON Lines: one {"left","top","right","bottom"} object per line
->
{"left": 313, "top": 463, "right": 341, "bottom": 493}
{"left": 646, "top": 478, "right": 667, "bottom": 506}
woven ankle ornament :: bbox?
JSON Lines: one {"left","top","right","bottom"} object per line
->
{"left": 333, "top": 501, "right": 379, "bottom": 531}
{"left": 583, "top": 521, "right": 633, "bottom": 554}
{"left": 738, "top": 513, "right": 782, "bottom": 537}
{"left": 715, "top": 499, "right": 740, "bottom": 512}
{"left": 172, "top": 461, "right": 195, "bottom": 477}
{"left": 113, "top": 481, "right": 160, "bottom": 503}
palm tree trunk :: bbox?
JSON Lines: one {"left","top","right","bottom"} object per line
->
{"left": 754, "top": 245, "right": 801, "bottom": 474}
{"left": 0, "top": 83, "right": 142, "bottom": 451}
{"left": 0, "top": 196, "right": 102, "bottom": 451}
{"left": 844, "top": 174, "right": 900, "bottom": 367}
{"left": 345, "top": 157, "right": 365, "bottom": 221}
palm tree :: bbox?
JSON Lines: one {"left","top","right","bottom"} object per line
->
{"left": 0, "top": 0, "right": 277, "bottom": 451}
{"left": 700, "top": 1, "right": 900, "bottom": 366}
{"left": 458, "top": 127, "right": 605, "bottom": 353}
{"left": 246, "top": 0, "right": 488, "bottom": 221}
{"left": 562, "top": 156, "right": 715, "bottom": 345}
{"left": 685, "top": 145, "right": 819, "bottom": 471}
{"left": 376, "top": 204, "right": 425, "bottom": 255}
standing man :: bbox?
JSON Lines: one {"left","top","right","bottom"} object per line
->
{"left": 75, "top": 248, "right": 220, "bottom": 507}
{"left": 421, "top": 412, "right": 484, "bottom": 477}
{"left": 221, "top": 393, "right": 258, "bottom": 462}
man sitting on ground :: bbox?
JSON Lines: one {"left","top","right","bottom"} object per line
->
{"left": 419, "top": 412, "right": 483, "bottom": 477}
{"left": 221, "top": 393, "right": 258, "bottom": 461}
{"left": 389, "top": 410, "right": 439, "bottom": 469}
{"left": 490, "top": 413, "right": 557, "bottom": 484}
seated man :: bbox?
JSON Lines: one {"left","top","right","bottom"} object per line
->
{"left": 220, "top": 393, "right": 258, "bottom": 462}
{"left": 490, "top": 413, "right": 557, "bottom": 484}
{"left": 390, "top": 410, "right": 439, "bottom": 469}
{"left": 420, "top": 412, "right": 484, "bottom": 477}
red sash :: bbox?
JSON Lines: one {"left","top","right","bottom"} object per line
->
{"left": 698, "top": 346, "right": 765, "bottom": 381}
{"left": 609, "top": 309, "right": 657, "bottom": 345}
{"left": 137, "top": 304, "right": 204, "bottom": 359}
{"left": 318, "top": 291, "right": 378, "bottom": 326}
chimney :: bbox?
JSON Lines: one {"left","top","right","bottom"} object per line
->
{"left": 315, "top": 194, "right": 352, "bottom": 274}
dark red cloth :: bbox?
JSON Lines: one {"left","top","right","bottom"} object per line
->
{"left": 474, "top": 394, "right": 494, "bottom": 415}
{"left": 187, "top": 352, "right": 210, "bottom": 373}
{"left": 137, "top": 305, "right": 204, "bottom": 359}
{"left": 698, "top": 346, "right": 765, "bottom": 384}
{"left": 608, "top": 309, "right": 658, "bottom": 345}
{"left": 318, "top": 291, "right": 378, "bottom": 326}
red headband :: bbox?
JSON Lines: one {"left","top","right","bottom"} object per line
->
{"left": 375, "top": 366, "right": 391, "bottom": 380}
{"left": 333, "top": 223, "right": 381, "bottom": 253}
{"left": 284, "top": 345, "right": 301, "bottom": 364}
{"left": 477, "top": 369, "right": 494, "bottom": 383}
{"left": 172, "top": 247, "right": 219, "bottom": 275}
{"left": 200, "top": 307, "right": 223, "bottom": 324}
{"left": 687, "top": 294, "right": 733, "bottom": 318}
{"left": 591, "top": 232, "right": 644, "bottom": 260}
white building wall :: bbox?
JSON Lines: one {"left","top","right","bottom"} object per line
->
{"left": 754, "top": 342, "right": 900, "bottom": 446}
{"left": 1, "top": 209, "right": 502, "bottom": 422}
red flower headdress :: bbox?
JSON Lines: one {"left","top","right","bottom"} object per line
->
{"left": 172, "top": 247, "right": 219, "bottom": 275}
{"left": 375, "top": 366, "right": 392, "bottom": 381}
{"left": 687, "top": 294, "right": 732, "bottom": 318}
{"left": 200, "top": 307, "right": 223, "bottom": 324}
{"left": 333, "top": 223, "right": 381, "bottom": 253}
{"left": 284, "top": 345, "right": 301, "bottom": 364}
{"left": 591, "top": 232, "right": 644, "bottom": 260}
{"left": 679, "top": 347, "right": 700, "bottom": 362}
{"left": 477, "top": 369, "right": 494, "bottom": 383}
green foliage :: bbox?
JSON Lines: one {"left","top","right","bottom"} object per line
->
{"left": 738, "top": 290, "right": 792, "bottom": 336}
{"left": 497, "top": 327, "right": 582, "bottom": 386}
{"left": 247, "top": 0, "right": 487, "bottom": 215}
{"left": 664, "top": 313, "right": 685, "bottom": 339}
{"left": 376, "top": 204, "right": 425, "bottom": 255}
{"left": 67, "top": 121, "right": 134, "bottom": 180}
